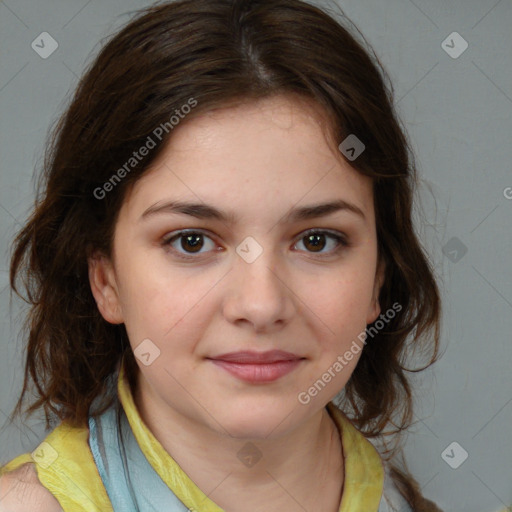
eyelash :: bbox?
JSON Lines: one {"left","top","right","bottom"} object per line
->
{"left": 161, "top": 228, "right": 349, "bottom": 261}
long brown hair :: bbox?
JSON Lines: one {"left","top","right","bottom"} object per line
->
{"left": 6, "top": 0, "right": 442, "bottom": 509}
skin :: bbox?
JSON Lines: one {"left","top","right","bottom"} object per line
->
{"left": 0, "top": 464, "right": 63, "bottom": 512}
{"left": 88, "top": 94, "right": 385, "bottom": 512}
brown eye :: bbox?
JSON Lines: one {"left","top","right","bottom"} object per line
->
{"left": 303, "top": 233, "right": 327, "bottom": 252}
{"left": 163, "top": 230, "right": 217, "bottom": 259}
{"left": 180, "top": 233, "right": 204, "bottom": 253}
{"left": 294, "top": 230, "right": 348, "bottom": 256}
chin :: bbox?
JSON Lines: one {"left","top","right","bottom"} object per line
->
{"left": 210, "top": 402, "right": 300, "bottom": 440}
{"left": 219, "top": 420, "right": 284, "bottom": 440}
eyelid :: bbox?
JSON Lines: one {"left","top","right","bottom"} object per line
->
{"left": 299, "top": 228, "right": 348, "bottom": 243}
{"left": 162, "top": 228, "right": 216, "bottom": 245}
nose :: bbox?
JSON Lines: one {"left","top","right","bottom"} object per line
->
{"left": 222, "top": 247, "right": 295, "bottom": 333}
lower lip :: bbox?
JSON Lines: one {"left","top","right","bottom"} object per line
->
{"left": 210, "top": 359, "right": 303, "bottom": 383}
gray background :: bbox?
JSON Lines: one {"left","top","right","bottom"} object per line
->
{"left": 0, "top": 0, "right": 511, "bottom": 511}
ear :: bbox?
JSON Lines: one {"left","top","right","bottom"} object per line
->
{"left": 88, "top": 250, "right": 124, "bottom": 324}
{"left": 366, "top": 257, "right": 386, "bottom": 325}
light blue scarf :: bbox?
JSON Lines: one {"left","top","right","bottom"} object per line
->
{"left": 88, "top": 402, "right": 191, "bottom": 512}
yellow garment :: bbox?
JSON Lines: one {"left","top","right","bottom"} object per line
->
{"left": 1, "top": 421, "right": 111, "bottom": 512}
{"left": 1, "top": 363, "right": 384, "bottom": 511}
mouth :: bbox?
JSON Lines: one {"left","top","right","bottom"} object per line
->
{"left": 207, "top": 350, "right": 306, "bottom": 383}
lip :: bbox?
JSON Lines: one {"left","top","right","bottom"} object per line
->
{"left": 207, "top": 350, "right": 305, "bottom": 383}
{"left": 209, "top": 350, "right": 303, "bottom": 364}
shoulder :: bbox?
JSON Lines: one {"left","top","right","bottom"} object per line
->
{"left": 0, "top": 463, "right": 62, "bottom": 511}
{"left": 1, "top": 418, "right": 113, "bottom": 512}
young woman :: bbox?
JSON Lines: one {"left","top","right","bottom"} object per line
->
{"left": 0, "top": 0, "right": 444, "bottom": 510}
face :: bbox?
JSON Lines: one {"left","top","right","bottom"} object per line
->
{"left": 89, "top": 94, "right": 385, "bottom": 440}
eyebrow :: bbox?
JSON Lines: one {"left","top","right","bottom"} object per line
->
{"left": 140, "top": 198, "right": 366, "bottom": 224}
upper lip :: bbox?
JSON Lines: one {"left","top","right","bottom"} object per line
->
{"left": 208, "top": 350, "right": 303, "bottom": 363}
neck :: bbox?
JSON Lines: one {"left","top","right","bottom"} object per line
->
{"left": 132, "top": 372, "right": 344, "bottom": 512}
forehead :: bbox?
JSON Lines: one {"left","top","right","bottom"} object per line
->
{"left": 120, "top": 94, "right": 374, "bottom": 225}
{"left": 165, "top": 94, "right": 337, "bottom": 156}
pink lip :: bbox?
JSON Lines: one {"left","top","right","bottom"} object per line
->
{"left": 210, "top": 350, "right": 302, "bottom": 363}
{"left": 208, "top": 350, "right": 305, "bottom": 383}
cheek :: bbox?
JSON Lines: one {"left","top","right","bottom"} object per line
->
{"left": 120, "top": 270, "right": 217, "bottom": 355}
{"left": 304, "top": 274, "right": 375, "bottom": 332}
{"left": 298, "top": 347, "right": 363, "bottom": 407}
